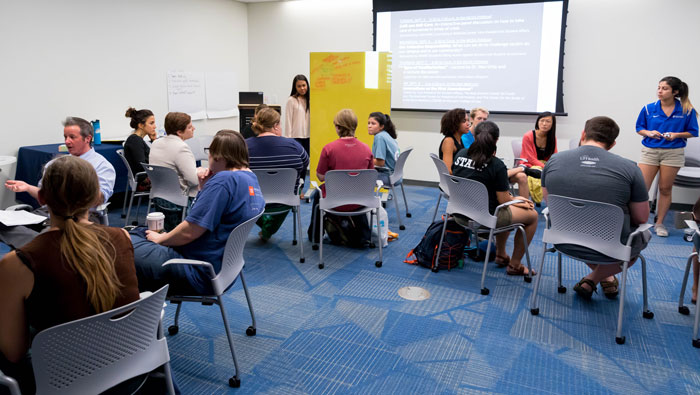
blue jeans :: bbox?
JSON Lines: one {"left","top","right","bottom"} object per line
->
{"left": 130, "top": 231, "right": 208, "bottom": 295}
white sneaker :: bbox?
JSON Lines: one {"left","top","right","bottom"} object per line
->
{"left": 654, "top": 223, "right": 669, "bottom": 237}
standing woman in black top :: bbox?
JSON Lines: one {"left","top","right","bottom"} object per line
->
{"left": 439, "top": 108, "right": 468, "bottom": 173}
{"left": 124, "top": 107, "right": 156, "bottom": 190}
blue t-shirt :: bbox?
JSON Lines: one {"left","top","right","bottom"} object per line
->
{"left": 372, "top": 131, "right": 399, "bottom": 172}
{"left": 636, "top": 100, "right": 699, "bottom": 149}
{"left": 461, "top": 131, "right": 475, "bottom": 150}
{"left": 176, "top": 170, "right": 264, "bottom": 293}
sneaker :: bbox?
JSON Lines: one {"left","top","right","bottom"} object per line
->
{"left": 654, "top": 223, "right": 668, "bottom": 237}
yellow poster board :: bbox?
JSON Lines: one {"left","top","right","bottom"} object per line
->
{"left": 309, "top": 52, "right": 392, "bottom": 184}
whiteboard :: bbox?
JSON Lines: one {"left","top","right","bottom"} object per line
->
{"left": 167, "top": 71, "right": 207, "bottom": 120}
{"left": 206, "top": 72, "right": 238, "bottom": 119}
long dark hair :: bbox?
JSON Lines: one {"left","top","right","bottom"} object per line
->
{"left": 369, "top": 112, "right": 397, "bottom": 139}
{"left": 440, "top": 108, "right": 466, "bottom": 137}
{"left": 467, "top": 121, "right": 499, "bottom": 168}
{"left": 660, "top": 76, "right": 694, "bottom": 115}
{"left": 289, "top": 74, "right": 310, "bottom": 112}
{"left": 534, "top": 111, "right": 557, "bottom": 159}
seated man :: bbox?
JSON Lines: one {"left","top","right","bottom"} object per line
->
{"left": 1, "top": 117, "right": 115, "bottom": 247}
{"left": 246, "top": 107, "right": 308, "bottom": 241}
{"left": 462, "top": 107, "right": 530, "bottom": 197}
{"left": 131, "top": 130, "right": 265, "bottom": 295}
{"left": 541, "top": 116, "right": 651, "bottom": 300}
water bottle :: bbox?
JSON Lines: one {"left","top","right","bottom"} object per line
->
{"left": 91, "top": 119, "right": 102, "bottom": 145}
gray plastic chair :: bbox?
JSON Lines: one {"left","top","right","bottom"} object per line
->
{"left": 429, "top": 153, "right": 451, "bottom": 223}
{"left": 186, "top": 135, "right": 214, "bottom": 162}
{"left": 116, "top": 149, "right": 149, "bottom": 226}
{"left": 162, "top": 212, "right": 263, "bottom": 388}
{"left": 31, "top": 285, "right": 174, "bottom": 395}
{"left": 380, "top": 147, "right": 413, "bottom": 230}
{"left": 252, "top": 168, "right": 305, "bottom": 263}
{"left": 510, "top": 139, "right": 527, "bottom": 167}
{"left": 141, "top": 163, "right": 189, "bottom": 222}
{"left": 436, "top": 174, "right": 532, "bottom": 294}
{"left": 677, "top": 221, "right": 700, "bottom": 348}
{"left": 314, "top": 169, "right": 383, "bottom": 269}
{"left": 0, "top": 369, "right": 20, "bottom": 395}
{"left": 529, "top": 195, "right": 654, "bottom": 345}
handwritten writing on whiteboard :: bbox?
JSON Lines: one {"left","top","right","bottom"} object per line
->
{"left": 167, "top": 72, "right": 206, "bottom": 120}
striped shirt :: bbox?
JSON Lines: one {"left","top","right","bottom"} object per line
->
{"left": 245, "top": 135, "right": 309, "bottom": 191}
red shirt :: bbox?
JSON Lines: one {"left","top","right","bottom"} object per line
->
{"left": 317, "top": 137, "right": 374, "bottom": 210}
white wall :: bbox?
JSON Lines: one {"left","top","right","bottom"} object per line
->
{"left": 247, "top": 0, "right": 700, "bottom": 200}
{"left": 0, "top": 0, "right": 249, "bottom": 156}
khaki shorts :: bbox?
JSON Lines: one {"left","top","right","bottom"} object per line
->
{"left": 495, "top": 206, "right": 513, "bottom": 228}
{"left": 639, "top": 147, "right": 685, "bottom": 167}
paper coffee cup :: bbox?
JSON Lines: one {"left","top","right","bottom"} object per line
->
{"left": 146, "top": 212, "right": 165, "bottom": 233}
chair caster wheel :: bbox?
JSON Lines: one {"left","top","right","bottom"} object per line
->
{"left": 246, "top": 326, "right": 256, "bottom": 336}
{"left": 406, "top": 213, "right": 412, "bottom": 218}
{"left": 399, "top": 225, "right": 406, "bottom": 230}
{"left": 300, "top": 257, "right": 305, "bottom": 263}
{"left": 558, "top": 286, "right": 567, "bottom": 294}
{"left": 229, "top": 377, "right": 241, "bottom": 388}
{"left": 693, "top": 339, "right": 700, "bottom": 348}
{"left": 530, "top": 308, "right": 539, "bottom": 316}
{"left": 168, "top": 325, "right": 179, "bottom": 335}
{"left": 318, "top": 263, "right": 324, "bottom": 269}
{"left": 642, "top": 310, "right": 654, "bottom": 319}
{"left": 369, "top": 243, "right": 376, "bottom": 248}
{"left": 292, "top": 240, "right": 297, "bottom": 245}
{"left": 615, "top": 336, "right": 625, "bottom": 345}
{"left": 431, "top": 267, "right": 438, "bottom": 273}
{"left": 120, "top": 214, "right": 126, "bottom": 218}
{"left": 481, "top": 288, "right": 489, "bottom": 295}
{"left": 679, "top": 306, "right": 690, "bottom": 315}
{"left": 375, "top": 261, "right": 382, "bottom": 268}
{"left": 524, "top": 276, "right": 532, "bottom": 283}
{"left": 312, "top": 244, "right": 319, "bottom": 250}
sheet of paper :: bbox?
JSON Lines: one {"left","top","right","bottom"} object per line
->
{"left": 0, "top": 210, "right": 47, "bottom": 226}
{"left": 167, "top": 71, "right": 207, "bottom": 120}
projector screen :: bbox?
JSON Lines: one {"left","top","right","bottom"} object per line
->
{"left": 374, "top": 0, "right": 568, "bottom": 114}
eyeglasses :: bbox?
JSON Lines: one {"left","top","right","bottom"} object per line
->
{"left": 204, "top": 147, "right": 210, "bottom": 153}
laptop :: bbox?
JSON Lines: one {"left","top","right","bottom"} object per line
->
{"left": 239, "top": 92, "right": 264, "bottom": 104}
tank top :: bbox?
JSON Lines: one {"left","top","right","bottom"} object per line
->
{"left": 438, "top": 135, "right": 464, "bottom": 160}
{"left": 17, "top": 225, "right": 139, "bottom": 332}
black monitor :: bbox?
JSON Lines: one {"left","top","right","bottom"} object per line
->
{"left": 239, "top": 91, "right": 264, "bottom": 104}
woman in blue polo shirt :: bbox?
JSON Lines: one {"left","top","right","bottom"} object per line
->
{"left": 636, "top": 76, "right": 698, "bottom": 237}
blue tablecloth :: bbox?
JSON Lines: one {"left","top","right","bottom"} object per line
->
{"left": 15, "top": 143, "right": 127, "bottom": 207}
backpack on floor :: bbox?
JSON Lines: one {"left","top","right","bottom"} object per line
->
{"left": 405, "top": 219, "right": 469, "bottom": 271}
{"left": 324, "top": 213, "right": 371, "bottom": 248}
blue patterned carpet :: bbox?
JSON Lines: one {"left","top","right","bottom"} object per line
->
{"left": 113, "top": 183, "right": 700, "bottom": 394}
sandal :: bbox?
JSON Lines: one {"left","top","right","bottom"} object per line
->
{"left": 573, "top": 278, "right": 597, "bottom": 300}
{"left": 600, "top": 276, "right": 619, "bottom": 299}
{"left": 494, "top": 254, "right": 510, "bottom": 268}
{"left": 506, "top": 264, "right": 535, "bottom": 276}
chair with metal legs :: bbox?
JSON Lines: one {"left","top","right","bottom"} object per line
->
{"left": 435, "top": 174, "right": 533, "bottom": 294}
{"left": 252, "top": 168, "right": 305, "bottom": 263}
{"left": 0, "top": 369, "right": 20, "bottom": 395}
{"left": 141, "top": 163, "right": 189, "bottom": 222}
{"left": 116, "top": 149, "right": 149, "bottom": 226}
{"left": 529, "top": 195, "right": 654, "bottom": 344}
{"left": 378, "top": 147, "right": 413, "bottom": 230}
{"left": 311, "top": 169, "right": 383, "bottom": 269}
{"left": 428, "top": 153, "right": 451, "bottom": 223}
{"left": 677, "top": 220, "right": 700, "bottom": 348}
{"left": 162, "top": 212, "right": 263, "bottom": 388}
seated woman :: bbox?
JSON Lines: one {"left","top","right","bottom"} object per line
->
{"left": 131, "top": 130, "right": 265, "bottom": 295}
{"left": 439, "top": 108, "right": 468, "bottom": 174}
{"left": 367, "top": 112, "right": 399, "bottom": 186}
{"left": 149, "top": 112, "right": 200, "bottom": 230}
{"left": 124, "top": 107, "right": 157, "bottom": 190}
{"left": 308, "top": 109, "right": 374, "bottom": 244}
{"left": 520, "top": 112, "right": 557, "bottom": 203}
{"left": 0, "top": 156, "right": 139, "bottom": 393}
{"left": 452, "top": 121, "right": 538, "bottom": 275}
{"left": 246, "top": 107, "right": 309, "bottom": 241}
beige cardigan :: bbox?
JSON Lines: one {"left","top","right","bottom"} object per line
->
{"left": 149, "top": 135, "right": 199, "bottom": 197}
{"left": 284, "top": 95, "right": 310, "bottom": 139}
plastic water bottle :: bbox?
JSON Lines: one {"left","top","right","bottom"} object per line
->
{"left": 92, "top": 119, "right": 102, "bottom": 145}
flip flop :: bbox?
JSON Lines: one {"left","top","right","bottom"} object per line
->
{"left": 494, "top": 254, "right": 510, "bottom": 268}
{"left": 506, "top": 264, "right": 535, "bottom": 276}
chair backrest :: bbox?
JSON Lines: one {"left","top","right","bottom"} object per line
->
{"left": 544, "top": 194, "right": 631, "bottom": 261}
{"left": 443, "top": 174, "right": 497, "bottom": 228}
{"left": 252, "top": 168, "right": 300, "bottom": 207}
{"left": 211, "top": 212, "right": 264, "bottom": 295}
{"left": 429, "top": 153, "right": 450, "bottom": 197}
{"left": 684, "top": 136, "right": 700, "bottom": 167}
{"left": 569, "top": 138, "right": 580, "bottom": 150}
{"left": 0, "top": 369, "right": 20, "bottom": 395}
{"left": 320, "top": 169, "right": 379, "bottom": 210}
{"left": 511, "top": 139, "right": 522, "bottom": 159}
{"left": 32, "top": 286, "right": 170, "bottom": 395}
{"left": 389, "top": 147, "right": 413, "bottom": 184}
{"left": 141, "top": 163, "right": 189, "bottom": 207}
{"left": 116, "top": 149, "right": 138, "bottom": 191}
